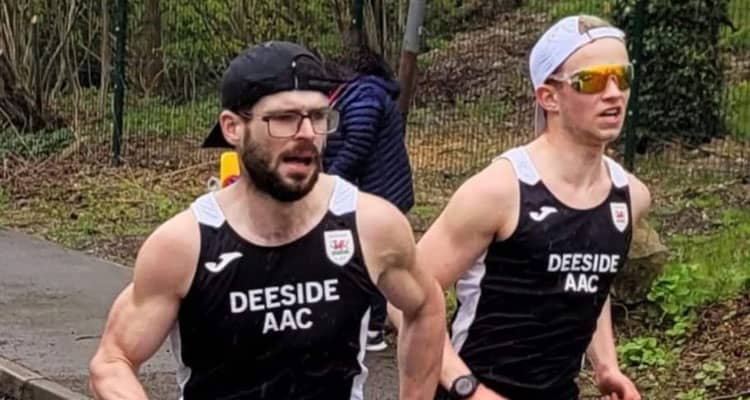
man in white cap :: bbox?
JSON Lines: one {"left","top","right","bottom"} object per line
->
{"left": 417, "top": 15, "right": 651, "bottom": 400}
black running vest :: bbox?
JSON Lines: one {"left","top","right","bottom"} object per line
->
{"left": 169, "top": 177, "right": 379, "bottom": 400}
{"left": 450, "top": 147, "right": 633, "bottom": 400}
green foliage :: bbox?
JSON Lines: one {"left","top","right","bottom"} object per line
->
{"left": 158, "top": 0, "right": 241, "bottom": 74}
{"left": 648, "top": 208, "right": 750, "bottom": 334}
{"left": 423, "top": 0, "right": 533, "bottom": 52}
{"left": 408, "top": 97, "right": 510, "bottom": 130}
{"left": 616, "top": 336, "right": 674, "bottom": 369}
{"left": 525, "top": 0, "right": 614, "bottom": 21}
{"left": 648, "top": 264, "right": 712, "bottom": 324}
{"left": 722, "top": 0, "right": 750, "bottom": 51}
{"left": 123, "top": 97, "right": 216, "bottom": 138}
{"left": 455, "top": 96, "right": 509, "bottom": 122}
{"left": 8, "top": 173, "right": 195, "bottom": 253}
{"left": 445, "top": 288, "right": 458, "bottom": 323}
{"left": 694, "top": 360, "right": 726, "bottom": 388}
{"left": 423, "top": 0, "right": 472, "bottom": 49}
{"left": 0, "top": 185, "right": 8, "bottom": 215}
{"left": 0, "top": 128, "right": 75, "bottom": 159}
{"left": 676, "top": 388, "right": 707, "bottom": 400}
{"left": 726, "top": 80, "right": 750, "bottom": 138}
{"left": 612, "top": 0, "right": 730, "bottom": 142}
{"left": 130, "top": 0, "right": 342, "bottom": 98}
{"left": 148, "top": 191, "right": 185, "bottom": 222}
{"left": 672, "top": 362, "right": 728, "bottom": 400}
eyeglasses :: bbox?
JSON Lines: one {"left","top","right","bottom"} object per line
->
{"left": 238, "top": 107, "right": 340, "bottom": 138}
{"left": 547, "top": 63, "right": 634, "bottom": 94}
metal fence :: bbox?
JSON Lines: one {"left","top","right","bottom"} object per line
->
{"left": 1, "top": 0, "right": 748, "bottom": 200}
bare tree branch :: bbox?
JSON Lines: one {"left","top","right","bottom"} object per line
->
{"left": 99, "top": 0, "right": 111, "bottom": 112}
{"left": 41, "top": 0, "right": 83, "bottom": 102}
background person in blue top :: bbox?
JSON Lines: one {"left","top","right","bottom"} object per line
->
{"left": 324, "top": 42, "right": 415, "bottom": 352}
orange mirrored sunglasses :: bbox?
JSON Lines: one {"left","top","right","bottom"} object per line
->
{"left": 548, "top": 63, "right": 634, "bottom": 94}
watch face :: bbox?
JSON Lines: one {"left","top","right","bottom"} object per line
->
{"left": 455, "top": 376, "right": 476, "bottom": 396}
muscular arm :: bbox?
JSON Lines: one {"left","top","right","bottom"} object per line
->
{"left": 587, "top": 173, "right": 652, "bottom": 379}
{"left": 358, "top": 194, "right": 445, "bottom": 400}
{"left": 89, "top": 211, "right": 198, "bottom": 399}
{"left": 586, "top": 296, "right": 618, "bottom": 374}
{"left": 415, "top": 161, "right": 518, "bottom": 397}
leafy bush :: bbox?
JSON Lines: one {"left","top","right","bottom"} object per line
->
{"left": 128, "top": 0, "right": 342, "bottom": 100}
{"left": 647, "top": 208, "right": 750, "bottom": 336}
{"left": 648, "top": 263, "right": 713, "bottom": 323}
{"left": 722, "top": 0, "right": 750, "bottom": 52}
{"left": 617, "top": 336, "right": 674, "bottom": 369}
{"left": 612, "top": 0, "right": 730, "bottom": 143}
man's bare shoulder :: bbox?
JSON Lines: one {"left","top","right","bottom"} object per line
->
{"left": 355, "top": 193, "right": 413, "bottom": 249}
{"left": 445, "top": 158, "right": 519, "bottom": 220}
{"left": 133, "top": 209, "right": 200, "bottom": 297}
{"left": 464, "top": 158, "right": 518, "bottom": 199}
{"left": 353, "top": 193, "right": 416, "bottom": 285}
{"left": 626, "top": 173, "right": 652, "bottom": 222}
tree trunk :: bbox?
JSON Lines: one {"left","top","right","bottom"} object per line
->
{"left": 141, "top": 0, "right": 163, "bottom": 91}
{"left": 0, "top": 50, "right": 61, "bottom": 132}
{"left": 330, "top": 0, "right": 360, "bottom": 52}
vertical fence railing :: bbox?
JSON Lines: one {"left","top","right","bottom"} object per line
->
{"left": 624, "top": 0, "right": 647, "bottom": 172}
{"left": 111, "top": 0, "right": 127, "bottom": 166}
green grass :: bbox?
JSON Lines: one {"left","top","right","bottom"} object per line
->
{"left": 0, "top": 90, "right": 218, "bottom": 160}
{"left": 410, "top": 204, "right": 441, "bottom": 222}
{"left": 726, "top": 80, "right": 750, "bottom": 138}
{"left": 121, "top": 96, "right": 216, "bottom": 139}
{"left": 725, "top": 1, "right": 750, "bottom": 138}
{"left": 723, "top": 0, "right": 750, "bottom": 51}
{"left": 649, "top": 207, "right": 750, "bottom": 329}
{"left": 0, "top": 128, "right": 75, "bottom": 159}
{"left": 408, "top": 96, "right": 511, "bottom": 131}
{"left": 525, "top": 0, "right": 613, "bottom": 21}
{"left": 0, "top": 171, "right": 197, "bottom": 254}
{"left": 445, "top": 288, "right": 458, "bottom": 323}
{"left": 0, "top": 185, "right": 8, "bottom": 217}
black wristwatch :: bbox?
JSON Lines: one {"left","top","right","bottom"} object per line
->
{"left": 449, "top": 374, "right": 479, "bottom": 399}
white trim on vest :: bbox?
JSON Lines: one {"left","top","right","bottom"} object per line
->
{"left": 190, "top": 193, "right": 225, "bottom": 228}
{"left": 329, "top": 176, "right": 358, "bottom": 216}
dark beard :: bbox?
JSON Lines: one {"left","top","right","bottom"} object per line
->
{"left": 240, "top": 140, "right": 321, "bottom": 202}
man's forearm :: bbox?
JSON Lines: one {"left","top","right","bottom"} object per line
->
{"left": 439, "top": 333, "right": 473, "bottom": 389}
{"left": 388, "top": 302, "right": 471, "bottom": 390}
{"left": 90, "top": 357, "right": 149, "bottom": 400}
{"left": 398, "top": 282, "right": 446, "bottom": 399}
{"left": 586, "top": 296, "right": 619, "bottom": 374}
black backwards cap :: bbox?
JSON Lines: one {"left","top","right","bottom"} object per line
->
{"left": 202, "top": 41, "right": 341, "bottom": 148}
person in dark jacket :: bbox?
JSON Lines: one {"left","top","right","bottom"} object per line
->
{"left": 324, "top": 44, "right": 415, "bottom": 351}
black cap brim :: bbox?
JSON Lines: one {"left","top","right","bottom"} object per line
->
{"left": 202, "top": 122, "right": 232, "bottom": 148}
